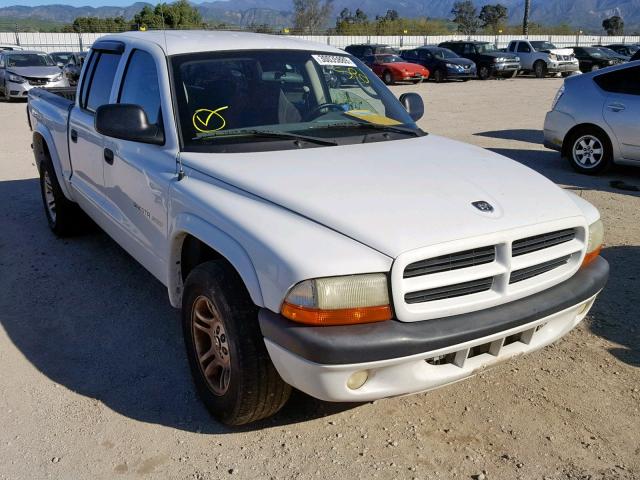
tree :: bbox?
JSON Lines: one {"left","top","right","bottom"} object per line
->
{"left": 132, "top": 0, "right": 205, "bottom": 30}
{"left": 479, "top": 4, "right": 508, "bottom": 34}
{"left": 63, "top": 16, "right": 130, "bottom": 32}
{"left": 451, "top": 0, "right": 479, "bottom": 35}
{"left": 522, "top": 0, "right": 530, "bottom": 34}
{"left": 602, "top": 15, "right": 624, "bottom": 35}
{"left": 293, "top": 0, "right": 333, "bottom": 33}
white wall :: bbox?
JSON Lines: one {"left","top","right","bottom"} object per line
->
{"left": 1, "top": 31, "right": 639, "bottom": 52}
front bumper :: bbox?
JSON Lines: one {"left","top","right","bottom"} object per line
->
{"left": 493, "top": 62, "right": 520, "bottom": 74}
{"left": 260, "top": 257, "right": 608, "bottom": 402}
{"left": 447, "top": 67, "right": 476, "bottom": 79}
{"left": 398, "top": 73, "right": 426, "bottom": 82}
{"left": 547, "top": 62, "right": 580, "bottom": 73}
{"left": 6, "top": 78, "right": 68, "bottom": 98}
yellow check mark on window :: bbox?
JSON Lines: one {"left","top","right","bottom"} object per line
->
{"left": 192, "top": 106, "right": 229, "bottom": 133}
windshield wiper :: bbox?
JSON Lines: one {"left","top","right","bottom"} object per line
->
{"left": 195, "top": 129, "right": 338, "bottom": 146}
{"left": 320, "top": 122, "right": 425, "bottom": 137}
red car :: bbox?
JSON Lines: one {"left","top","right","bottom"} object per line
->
{"left": 364, "top": 54, "right": 430, "bottom": 84}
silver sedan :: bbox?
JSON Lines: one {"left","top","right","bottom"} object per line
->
{"left": 544, "top": 61, "right": 640, "bottom": 174}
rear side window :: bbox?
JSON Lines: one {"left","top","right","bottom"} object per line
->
{"left": 594, "top": 66, "right": 640, "bottom": 96}
{"left": 85, "top": 51, "right": 122, "bottom": 112}
{"left": 118, "top": 50, "right": 161, "bottom": 126}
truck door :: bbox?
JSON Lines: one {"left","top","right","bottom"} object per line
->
{"left": 68, "top": 43, "right": 123, "bottom": 213}
{"left": 102, "top": 48, "right": 174, "bottom": 281}
{"left": 599, "top": 65, "right": 640, "bottom": 160}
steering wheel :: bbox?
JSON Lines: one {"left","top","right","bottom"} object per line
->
{"left": 304, "top": 102, "right": 345, "bottom": 121}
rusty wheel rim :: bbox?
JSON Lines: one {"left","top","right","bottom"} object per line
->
{"left": 191, "top": 295, "right": 231, "bottom": 396}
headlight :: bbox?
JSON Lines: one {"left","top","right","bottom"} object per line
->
{"left": 551, "top": 84, "right": 565, "bottom": 110}
{"left": 281, "top": 273, "right": 392, "bottom": 325}
{"left": 445, "top": 63, "right": 456, "bottom": 69}
{"left": 582, "top": 219, "right": 604, "bottom": 267}
{"left": 515, "top": 56, "right": 520, "bottom": 62}
{"left": 50, "top": 73, "right": 62, "bottom": 82}
{"left": 549, "top": 53, "right": 557, "bottom": 61}
{"left": 493, "top": 57, "right": 504, "bottom": 63}
{"left": 8, "top": 73, "right": 25, "bottom": 83}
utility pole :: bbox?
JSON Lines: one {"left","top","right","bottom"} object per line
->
{"left": 522, "top": 0, "right": 530, "bottom": 35}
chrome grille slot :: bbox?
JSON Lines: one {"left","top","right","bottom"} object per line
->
{"left": 509, "top": 255, "right": 571, "bottom": 284}
{"left": 403, "top": 245, "right": 495, "bottom": 278}
{"left": 405, "top": 277, "right": 493, "bottom": 304}
{"left": 512, "top": 228, "right": 575, "bottom": 256}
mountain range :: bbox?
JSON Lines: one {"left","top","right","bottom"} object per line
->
{"left": 0, "top": 0, "right": 638, "bottom": 32}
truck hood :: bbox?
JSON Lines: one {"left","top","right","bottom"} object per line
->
{"left": 7, "top": 66, "right": 61, "bottom": 78}
{"left": 182, "top": 135, "right": 583, "bottom": 258}
{"left": 541, "top": 48, "right": 574, "bottom": 56}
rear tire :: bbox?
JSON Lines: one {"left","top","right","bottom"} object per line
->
{"left": 564, "top": 127, "right": 612, "bottom": 175}
{"left": 39, "top": 159, "right": 88, "bottom": 236}
{"left": 182, "top": 261, "right": 292, "bottom": 426}
{"left": 534, "top": 61, "right": 547, "bottom": 78}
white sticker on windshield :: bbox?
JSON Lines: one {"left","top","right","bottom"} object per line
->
{"left": 312, "top": 54, "right": 357, "bottom": 67}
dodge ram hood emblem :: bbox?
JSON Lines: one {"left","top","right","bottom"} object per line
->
{"left": 472, "top": 201, "right": 494, "bottom": 213}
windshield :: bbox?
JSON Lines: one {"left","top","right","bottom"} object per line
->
{"left": 432, "top": 48, "right": 458, "bottom": 59}
{"left": 475, "top": 43, "right": 496, "bottom": 54}
{"left": 172, "top": 50, "right": 420, "bottom": 153}
{"left": 50, "top": 52, "right": 72, "bottom": 64}
{"left": 376, "top": 54, "right": 404, "bottom": 63}
{"left": 595, "top": 47, "right": 618, "bottom": 56}
{"left": 530, "top": 41, "right": 557, "bottom": 51}
{"left": 6, "top": 53, "right": 55, "bottom": 67}
{"left": 581, "top": 47, "right": 604, "bottom": 57}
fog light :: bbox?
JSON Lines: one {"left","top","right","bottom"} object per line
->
{"left": 347, "top": 370, "right": 369, "bottom": 390}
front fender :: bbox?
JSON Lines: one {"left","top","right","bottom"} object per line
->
{"left": 168, "top": 213, "right": 264, "bottom": 308}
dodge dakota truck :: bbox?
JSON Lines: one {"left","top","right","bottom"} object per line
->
{"left": 27, "top": 31, "right": 608, "bottom": 426}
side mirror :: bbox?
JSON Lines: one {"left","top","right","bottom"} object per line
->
{"left": 399, "top": 92, "right": 424, "bottom": 122}
{"left": 95, "top": 104, "right": 164, "bottom": 145}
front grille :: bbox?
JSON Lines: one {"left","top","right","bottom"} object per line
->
{"left": 404, "top": 245, "right": 495, "bottom": 278}
{"left": 392, "top": 223, "right": 585, "bottom": 321}
{"left": 509, "top": 255, "right": 571, "bottom": 284}
{"left": 25, "top": 77, "right": 48, "bottom": 86}
{"left": 512, "top": 228, "right": 575, "bottom": 257}
{"left": 405, "top": 277, "right": 493, "bottom": 304}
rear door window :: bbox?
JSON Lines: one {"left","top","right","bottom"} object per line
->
{"left": 595, "top": 66, "right": 640, "bottom": 96}
{"left": 85, "top": 51, "right": 122, "bottom": 112}
{"left": 118, "top": 49, "right": 162, "bottom": 126}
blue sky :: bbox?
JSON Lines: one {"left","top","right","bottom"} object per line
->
{"left": 0, "top": 0, "right": 219, "bottom": 6}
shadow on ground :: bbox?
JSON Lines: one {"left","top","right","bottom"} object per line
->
{"left": 0, "top": 178, "right": 359, "bottom": 434}
{"left": 475, "top": 129, "right": 543, "bottom": 144}
{"left": 589, "top": 246, "right": 640, "bottom": 368}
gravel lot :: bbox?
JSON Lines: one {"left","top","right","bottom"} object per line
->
{"left": 0, "top": 77, "right": 638, "bottom": 480}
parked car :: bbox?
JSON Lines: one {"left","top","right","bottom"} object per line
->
{"left": 592, "top": 46, "right": 630, "bottom": 62}
{"left": 28, "top": 31, "right": 608, "bottom": 426}
{"left": 605, "top": 44, "right": 639, "bottom": 57}
{"left": 0, "top": 50, "right": 67, "bottom": 101}
{"left": 401, "top": 46, "right": 476, "bottom": 82}
{"left": 363, "top": 53, "right": 429, "bottom": 84}
{"left": 544, "top": 61, "right": 640, "bottom": 174}
{"left": 49, "top": 51, "right": 75, "bottom": 67}
{"left": 0, "top": 44, "right": 23, "bottom": 51}
{"left": 571, "top": 46, "right": 624, "bottom": 72}
{"left": 61, "top": 52, "right": 86, "bottom": 86}
{"left": 506, "top": 40, "right": 579, "bottom": 78}
{"left": 344, "top": 44, "right": 397, "bottom": 60}
{"left": 438, "top": 40, "right": 520, "bottom": 79}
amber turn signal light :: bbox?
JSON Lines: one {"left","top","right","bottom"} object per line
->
{"left": 281, "top": 303, "right": 392, "bottom": 326}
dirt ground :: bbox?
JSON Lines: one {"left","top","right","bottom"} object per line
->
{"left": 0, "top": 77, "right": 638, "bottom": 480}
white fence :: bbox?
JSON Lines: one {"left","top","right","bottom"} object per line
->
{"left": 1, "top": 31, "right": 639, "bottom": 52}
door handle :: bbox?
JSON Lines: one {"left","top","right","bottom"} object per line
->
{"left": 70, "top": 129, "right": 78, "bottom": 143}
{"left": 104, "top": 148, "right": 114, "bottom": 165}
{"left": 607, "top": 103, "right": 625, "bottom": 112}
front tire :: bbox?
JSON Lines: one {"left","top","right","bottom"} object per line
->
{"left": 39, "top": 159, "right": 87, "bottom": 236}
{"left": 382, "top": 70, "right": 394, "bottom": 85}
{"left": 565, "top": 127, "right": 612, "bottom": 175}
{"left": 478, "top": 65, "right": 491, "bottom": 80}
{"left": 433, "top": 69, "right": 445, "bottom": 83}
{"left": 534, "top": 61, "right": 547, "bottom": 78}
{"left": 182, "top": 261, "right": 291, "bottom": 426}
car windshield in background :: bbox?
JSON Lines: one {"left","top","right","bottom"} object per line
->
{"left": 6, "top": 53, "right": 55, "bottom": 67}
{"left": 50, "top": 52, "right": 73, "bottom": 64}
{"left": 595, "top": 47, "right": 619, "bottom": 56}
{"left": 432, "top": 48, "right": 458, "bottom": 59}
{"left": 172, "top": 50, "right": 420, "bottom": 152}
{"left": 530, "top": 41, "right": 558, "bottom": 51}
{"left": 581, "top": 47, "right": 604, "bottom": 57}
{"left": 475, "top": 43, "right": 497, "bottom": 54}
{"left": 377, "top": 54, "right": 404, "bottom": 63}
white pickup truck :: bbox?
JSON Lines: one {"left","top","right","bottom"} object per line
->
{"left": 507, "top": 40, "right": 580, "bottom": 78}
{"left": 27, "top": 31, "right": 608, "bottom": 426}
